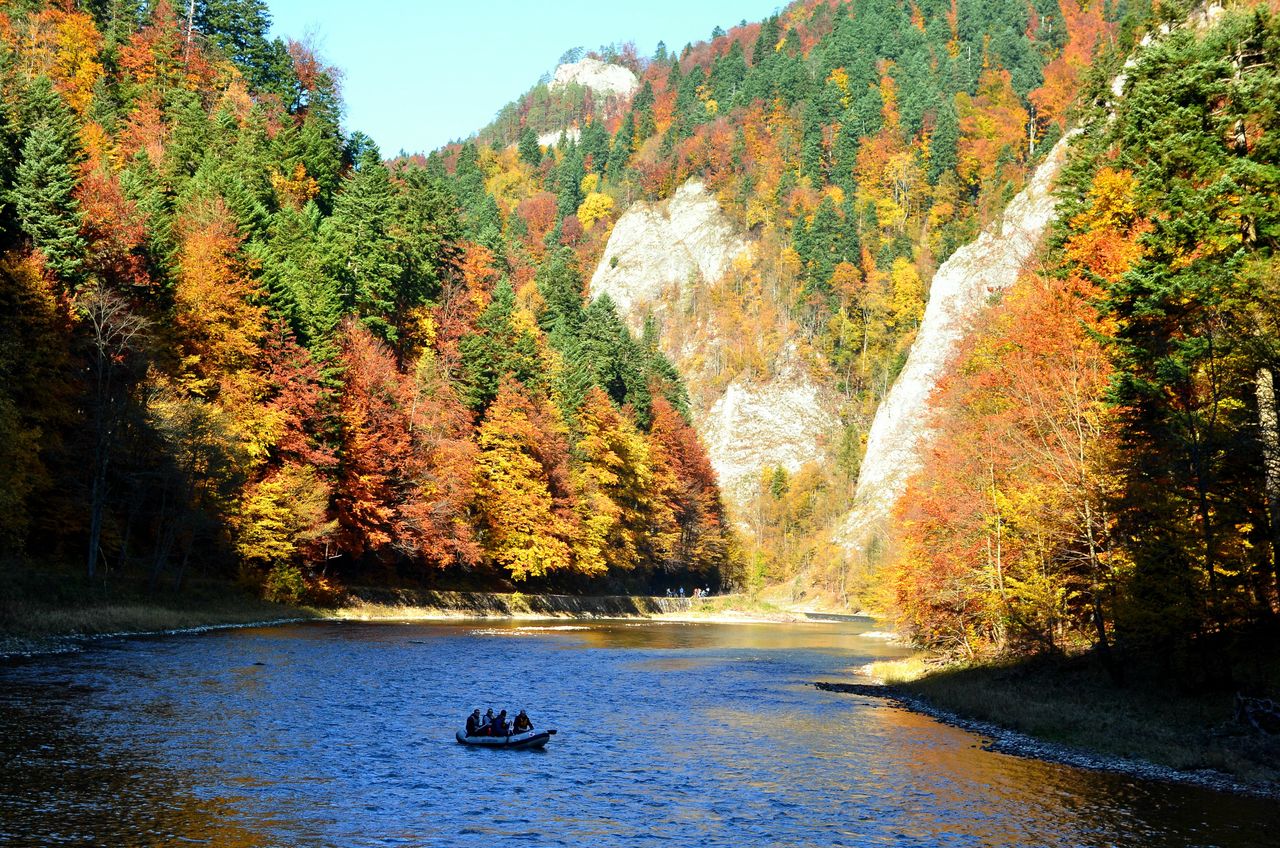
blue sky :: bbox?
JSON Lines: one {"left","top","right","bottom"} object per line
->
{"left": 267, "top": 0, "right": 783, "bottom": 156}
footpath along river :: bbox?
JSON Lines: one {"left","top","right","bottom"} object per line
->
{"left": 0, "top": 618, "right": 1276, "bottom": 846}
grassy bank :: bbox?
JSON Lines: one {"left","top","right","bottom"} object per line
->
{"left": 863, "top": 652, "right": 1280, "bottom": 789}
{"left": 1, "top": 562, "right": 799, "bottom": 658}
{"left": 0, "top": 562, "right": 307, "bottom": 657}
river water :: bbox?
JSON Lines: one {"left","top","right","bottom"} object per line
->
{"left": 0, "top": 618, "right": 1275, "bottom": 847}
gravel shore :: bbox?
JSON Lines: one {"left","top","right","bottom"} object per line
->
{"left": 814, "top": 680, "right": 1280, "bottom": 800}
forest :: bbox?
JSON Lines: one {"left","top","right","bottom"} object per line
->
{"left": 467, "top": 0, "right": 1127, "bottom": 599}
{"left": 893, "top": 1, "right": 1280, "bottom": 680}
{"left": 0, "top": 0, "right": 731, "bottom": 600}
{"left": 2, "top": 0, "right": 1277, "bottom": 686}
{"left": 0, "top": 0, "right": 1115, "bottom": 603}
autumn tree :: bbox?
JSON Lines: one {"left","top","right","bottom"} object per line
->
{"left": 474, "top": 378, "right": 576, "bottom": 579}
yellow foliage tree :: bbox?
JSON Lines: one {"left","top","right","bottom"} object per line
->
{"left": 576, "top": 191, "right": 615, "bottom": 231}
{"left": 475, "top": 380, "right": 574, "bottom": 579}
{"left": 889, "top": 257, "right": 925, "bottom": 331}
{"left": 575, "top": 387, "right": 671, "bottom": 571}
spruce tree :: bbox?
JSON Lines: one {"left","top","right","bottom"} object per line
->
{"left": 801, "top": 101, "right": 826, "bottom": 183}
{"left": 928, "top": 98, "right": 959, "bottom": 184}
{"left": 10, "top": 118, "right": 85, "bottom": 283}
{"left": 556, "top": 141, "right": 584, "bottom": 219}
{"left": 196, "top": 0, "right": 295, "bottom": 96}
{"left": 536, "top": 247, "right": 585, "bottom": 337}
{"left": 517, "top": 126, "right": 541, "bottom": 167}
{"left": 398, "top": 167, "right": 462, "bottom": 310}
{"left": 458, "top": 279, "right": 543, "bottom": 411}
{"left": 322, "top": 142, "right": 402, "bottom": 341}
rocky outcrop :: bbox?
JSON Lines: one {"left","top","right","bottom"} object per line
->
{"left": 590, "top": 181, "right": 750, "bottom": 322}
{"left": 590, "top": 180, "right": 837, "bottom": 506}
{"left": 699, "top": 348, "right": 839, "bottom": 500}
{"left": 537, "top": 127, "right": 581, "bottom": 148}
{"left": 551, "top": 58, "right": 638, "bottom": 98}
{"left": 835, "top": 133, "right": 1075, "bottom": 551}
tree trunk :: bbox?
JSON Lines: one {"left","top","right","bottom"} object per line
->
{"left": 86, "top": 362, "right": 111, "bottom": 579}
{"left": 1257, "top": 366, "right": 1280, "bottom": 611}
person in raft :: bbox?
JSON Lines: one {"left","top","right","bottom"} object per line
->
{"left": 512, "top": 710, "right": 533, "bottom": 733}
{"left": 465, "top": 709, "right": 483, "bottom": 737}
{"left": 491, "top": 709, "right": 510, "bottom": 735}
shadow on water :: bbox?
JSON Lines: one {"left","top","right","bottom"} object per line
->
{"left": 1, "top": 618, "right": 1276, "bottom": 847}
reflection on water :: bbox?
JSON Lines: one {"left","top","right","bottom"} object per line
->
{"left": 1, "top": 619, "right": 1276, "bottom": 847}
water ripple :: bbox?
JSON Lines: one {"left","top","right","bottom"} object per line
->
{"left": 0, "top": 619, "right": 1276, "bottom": 846}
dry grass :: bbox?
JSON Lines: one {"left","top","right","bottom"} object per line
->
{"left": 864, "top": 655, "right": 936, "bottom": 684}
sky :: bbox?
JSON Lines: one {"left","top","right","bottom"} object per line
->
{"left": 266, "top": 0, "right": 784, "bottom": 156}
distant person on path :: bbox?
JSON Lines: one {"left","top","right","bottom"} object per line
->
{"left": 465, "top": 709, "right": 482, "bottom": 737}
{"left": 678, "top": 587, "right": 685, "bottom": 598}
{"left": 512, "top": 710, "right": 532, "bottom": 733}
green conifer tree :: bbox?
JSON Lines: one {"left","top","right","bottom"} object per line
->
{"left": 10, "top": 118, "right": 85, "bottom": 283}
{"left": 322, "top": 140, "right": 402, "bottom": 340}
{"left": 517, "top": 126, "right": 541, "bottom": 167}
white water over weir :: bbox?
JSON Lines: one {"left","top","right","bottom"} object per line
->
{"left": 835, "top": 133, "right": 1075, "bottom": 553}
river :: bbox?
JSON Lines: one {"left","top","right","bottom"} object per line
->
{"left": 0, "top": 618, "right": 1275, "bottom": 846}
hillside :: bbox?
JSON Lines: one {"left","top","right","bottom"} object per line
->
{"left": 0, "top": 0, "right": 1148, "bottom": 604}
{"left": 891, "top": 0, "right": 1280, "bottom": 666}
{"left": 1, "top": 0, "right": 1277, "bottom": 675}
{"left": 0, "top": 0, "right": 730, "bottom": 600}
{"left": 440, "top": 0, "right": 1125, "bottom": 602}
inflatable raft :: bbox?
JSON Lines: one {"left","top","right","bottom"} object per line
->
{"left": 455, "top": 728, "right": 556, "bottom": 749}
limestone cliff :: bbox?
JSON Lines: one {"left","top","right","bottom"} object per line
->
{"left": 533, "top": 59, "right": 638, "bottom": 149}
{"left": 551, "top": 58, "right": 638, "bottom": 98}
{"left": 833, "top": 2, "right": 1228, "bottom": 557}
{"left": 834, "top": 134, "right": 1075, "bottom": 552}
{"left": 700, "top": 348, "right": 838, "bottom": 502}
{"left": 590, "top": 181, "right": 749, "bottom": 323}
{"left": 589, "top": 181, "right": 838, "bottom": 502}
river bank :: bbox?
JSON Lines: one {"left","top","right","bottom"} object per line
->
{"left": 0, "top": 567, "right": 308, "bottom": 658}
{"left": 818, "top": 654, "right": 1280, "bottom": 800}
{"left": 0, "top": 569, "right": 799, "bottom": 659}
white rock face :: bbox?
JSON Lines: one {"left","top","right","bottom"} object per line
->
{"left": 590, "top": 181, "right": 750, "bottom": 321}
{"left": 700, "top": 348, "right": 839, "bottom": 501}
{"left": 590, "top": 180, "right": 836, "bottom": 506}
{"left": 536, "top": 127, "right": 581, "bottom": 148}
{"left": 835, "top": 133, "right": 1075, "bottom": 550}
{"left": 551, "top": 58, "right": 638, "bottom": 99}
